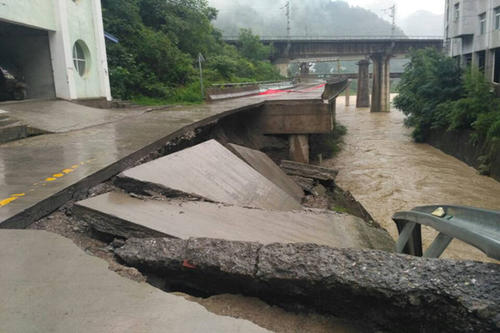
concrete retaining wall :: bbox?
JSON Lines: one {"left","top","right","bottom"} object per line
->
{"left": 426, "top": 129, "right": 500, "bottom": 182}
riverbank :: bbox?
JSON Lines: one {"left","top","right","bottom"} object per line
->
{"left": 325, "top": 96, "right": 500, "bottom": 263}
{"left": 426, "top": 129, "right": 500, "bottom": 182}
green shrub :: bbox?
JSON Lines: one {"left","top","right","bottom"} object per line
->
{"left": 395, "top": 48, "right": 500, "bottom": 148}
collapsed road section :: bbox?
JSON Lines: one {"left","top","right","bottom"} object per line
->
{"left": 115, "top": 237, "right": 500, "bottom": 333}
{"left": 2, "top": 81, "right": 498, "bottom": 332}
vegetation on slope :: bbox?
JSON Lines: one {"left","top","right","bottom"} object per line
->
{"left": 101, "top": 0, "right": 281, "bottom": 104}
{"left": 394, "top": 48, "right": 500, "bottom": 147}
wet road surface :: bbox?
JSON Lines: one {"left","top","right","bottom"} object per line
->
{"left": 0, "top": 86, "right": 323, "bottom": 228}
{"left": 325, "top": 97, "right": 500, "bottom": 262}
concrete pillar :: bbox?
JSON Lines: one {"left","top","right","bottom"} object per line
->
{"left": 345, "top": 79, "right": 350, "bottom": 106}
{"left": 370, "top": 54, "right": 391, "bottom": 113}
{"left": 299, "top": 62, "right": 311, "bottom": 75}
{"left": 356, "top": 59, "right": 370, "bottom": 108}
{"left": 485, "top": 50, "right": 495, "bottom": 82}
{"left": 289, "top": 135, "right": 309, "bottom": 164}
{"left": 273, "top": 59, "right": 290, "bottom": 78}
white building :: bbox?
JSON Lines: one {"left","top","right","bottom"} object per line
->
{"left": 0, "top": 0, "right": 111, "bottom": 101}
{"left": 445, "top": 0, "right": 500, "bottom": 85}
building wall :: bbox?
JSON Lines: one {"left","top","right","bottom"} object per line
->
{"left": 65, "top": 0, "right": 110, "bottom": 99}
{"left": 0, "top": 0, "right": 111, "bottom": 101}
{"left": 0, "top": 0, "right": 55, "bottom": 31}
{"left": 445, "top": 0, "right": 500, "bottom": 84}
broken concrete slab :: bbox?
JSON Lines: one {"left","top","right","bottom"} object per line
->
{"left": 73, "top": 191, "right": 394, "bottom": 251}
{"left": 115, "top": 140, "right": 302, "bottom": 211}
{"left": 116, "top": 237, "right": 500, "bottom": 333}
{"left": 0, "top": 230, "right": 268, "bottom": 333}
{"left": 280, "top": 160, "right": 339, "bottom": 182}
{"left": 228, "top": 143, "right": 304, "bottom": 201}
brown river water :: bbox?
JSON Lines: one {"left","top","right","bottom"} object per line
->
{"left": 324, "top": 96, "right": 500, "bottom": 263}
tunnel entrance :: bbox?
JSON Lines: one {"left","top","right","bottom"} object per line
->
{"left": 0, "top": 21, "right": 56, "bottom": 101}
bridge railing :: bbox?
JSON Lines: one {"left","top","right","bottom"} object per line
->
{"left": 223, "top": 35, "right": 444, "bottom": 42}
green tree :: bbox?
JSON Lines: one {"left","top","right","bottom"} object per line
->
{"left": 394, "top": 48, "right": 462, "bottom": 141}
{"left": 102, "top": 0, "right": 281, "bottom": 102}
{"left": 238, "top": 29, "right": 273, "bottom": 62}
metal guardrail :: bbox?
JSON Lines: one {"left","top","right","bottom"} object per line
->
{"left": 223, "top": 36, "right": 444, "bottom": 41}
{"left": 392, "top": 205, "right": 500, "bottom": 260}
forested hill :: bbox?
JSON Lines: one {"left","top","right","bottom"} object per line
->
{"left": 209, "top": 0, "right": 404, "bottom": 37}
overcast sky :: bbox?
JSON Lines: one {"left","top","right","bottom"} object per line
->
{"left": 339, "top": 0, "right": 444, "bottom": 19}
{"left": 209, "top": 0, "right": 445, "bottom": 20}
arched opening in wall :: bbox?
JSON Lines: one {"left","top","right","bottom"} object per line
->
{"left": 73, "top": 40, "right": 91, "bottom": 78}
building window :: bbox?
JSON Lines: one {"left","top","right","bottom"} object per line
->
{"left": 454, "top": 3, "right": 460, "bottom": 22}
{"left": 72, "top": 41, "right": 90, "bottom": 77}
{"left": 495, "top": 7, "right": 500, "bottom": 30}
{"left": 480, "top": 13, "right": 486, "bottom": 35}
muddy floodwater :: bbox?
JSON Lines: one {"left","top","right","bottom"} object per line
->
{"left": 325, "top": 97, "right": 500, "bottom": 263}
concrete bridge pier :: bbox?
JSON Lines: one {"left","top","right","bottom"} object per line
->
{"left": 273, "top": 59, "right": 290, "bottom": 78}
{"left": 370, "top": 53, "right": 392, "bottom": 113}
{"left": 299, "top": 62, "right": 311, "bottom": 75}
{"left": 356, "top": 59, "right": 370, "bottom": 108}
{"left": 289, "top": 135, "right": 310, "bottom": 164}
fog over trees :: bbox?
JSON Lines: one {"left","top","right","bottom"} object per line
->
{"left": 209, "top": 0, "right": 405, "bottom": 37}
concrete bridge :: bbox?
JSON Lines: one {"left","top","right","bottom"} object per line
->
{"left": 224, "top": 36, "right": 443, "bottom": 112}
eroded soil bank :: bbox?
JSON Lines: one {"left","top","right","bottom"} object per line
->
{"left": 326, "top": 98, "right": 500, "bottom": 263}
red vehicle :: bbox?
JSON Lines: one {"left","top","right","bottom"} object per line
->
{"left": 0, "top": 66, "right": 27, "bottom": 101}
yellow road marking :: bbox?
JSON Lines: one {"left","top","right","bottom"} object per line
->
{"left": 1, "top": 158, "right": 95, "bottom": 208}
{"left": 0, "top": 197, "right": 18, "bottom": 207}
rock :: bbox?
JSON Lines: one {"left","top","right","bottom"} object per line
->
{"left": 111, "top": 238, "right": 126, "bottom": 249}
{"left": 116, "top": 237, "right": 500, "bottom": 333}
{"left": 312, "top": 184, "right": 327, "bottom": 197}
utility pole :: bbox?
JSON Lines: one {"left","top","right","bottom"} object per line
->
{"left": 282, "top": 1, "right": 292, "bottom": 58}
{"left": 198, "top": 53, "right": 205, "bottom": 99}
{"left": 383, "top": 4, "right": 396, "bottom": 37}
{"left": 284, "top": 1, "right": 291, "bottom": 39}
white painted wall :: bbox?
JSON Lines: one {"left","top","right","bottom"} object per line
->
{"left": 0, "top": 0, "right": 56, "bottom": 31}
{"left": 0, "top": 0, "right": 111, "bottom": 101}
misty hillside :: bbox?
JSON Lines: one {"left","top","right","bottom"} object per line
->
{"left": 209, "top": 0, "right": 404, "bottom": 37}
{"left": 400, "top": 11, "right": 444, "bottom": 36}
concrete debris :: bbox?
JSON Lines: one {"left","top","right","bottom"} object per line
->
{"left": 116, "top": 237, "right": 500, "bottom": 333}
{"left": 115, "top": 140, "right": 302, "bottom": 211}
{"left": 280, "top": 160, "right": 339, "bottom": 182}
{"left": 290, "top": 175, "right": 316, "bottom": 194}
{"left": 0, "top": 231, "right": 268, "bottom": 333}
{"left": 228, "top": 143, "right": 304, "bottom": 201}
{"left": 73, "top": 191, "right": 394, "bottom": 251}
